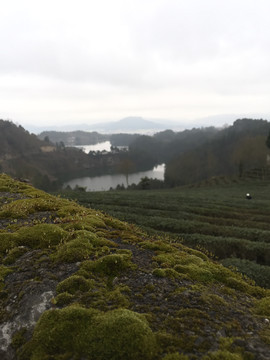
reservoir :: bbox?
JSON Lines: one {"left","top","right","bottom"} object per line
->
{"left": 64, "top": 164, "right": 165, "bottom": 191}
{"left": 75, "top": 141, "right": 112, "bottom": 153}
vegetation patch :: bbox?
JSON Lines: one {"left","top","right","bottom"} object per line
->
{"left": 17, "top": 223, "right": 69, "bottom": 249}
{"left": 81, "top": 253, "right": 135, "bottom": 277}
{"left": 0, "top": 264, "right": 14, "bottom": 291}
{"left": 254, "top": 296, "right": 270, "bottom": 317}
{"left": 52, "top": 237, "right": 93, "bottom": 263}
{"left": 56, "top": 275, "right": 95, "bottom": 295}
{"left": 1, "top": 174, "right": 270, "bottom": 359}
{"left": 18, "top": 306, "right": 158, "bottom": 360}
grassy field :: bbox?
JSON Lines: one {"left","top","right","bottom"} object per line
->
{"left": 57, "top": 178, "right": 270, "bottom": 288}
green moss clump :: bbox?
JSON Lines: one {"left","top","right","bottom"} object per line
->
{"left": 103, "top": 216, "right": 129, "bottom": 230}
{"left": 153, "top": 268, "right": 182, "bottom": 279}
{"left": 174, "top": 264, "right": 214, "bottom": 282}
{"left": 16, "top": 224, "right": 68, "bottom": 249}
{"left": 56, "top": 275, "right": 95, "bottom": 295}
{"left": 81, "top": 253, "right": 135, "bottom": 277}
{"left": 73, "top": 230, "right": 117, "bottom": 248}
{"left": 54, "top": 292, "right": 74, "bottom": 306}
{"left": 56, "top": 204, "right": 87, "bottom": 217}
{"left": 140, "top": 240, "right": 174, "bottom": 252}
{"left": 52, "top": 237, "right": 93, "bottom": 263}
{"left": 0, "top": 232, "right": 17, "bottom": 254}
{"left": 3, "top": 246, "right": 27, "bottom": 265}
{"left": 254, "top": 296, "right": 270, "bottom": 317}
{"left": 106, "top": 287, "right": 130, "bottom": 308}
{"left": 19, "top": 307, "right": 158, "bottom": 360}
{"left": 0, "top": 197, "right": 61, "bottom": 218}
{"left": 0, "top": 265, "right": 14, "bottom": 291}
{"left": 93, "top": 309, "right": 158, "bottom": 360}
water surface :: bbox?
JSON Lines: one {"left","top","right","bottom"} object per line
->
{"left": 64, "top": 164, "right": 165, "bottom": 191}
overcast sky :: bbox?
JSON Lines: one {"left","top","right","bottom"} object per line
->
{"left": 1, "top": 0, "right": 270, "bottom": 129}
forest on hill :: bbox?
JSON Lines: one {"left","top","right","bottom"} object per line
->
{"left": 40, "top": 118, "right": 270, "bottom": 189}
{"left": 1, "top": 118, "right": 270, "bottom": 191}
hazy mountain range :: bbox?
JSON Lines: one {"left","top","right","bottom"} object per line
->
{"left": 19, "top": 113, "right": 270, "bottom": 135}
{"left": 26, "top": 117, "right": 177, "bottom": 134}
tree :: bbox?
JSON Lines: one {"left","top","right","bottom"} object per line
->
{"left": 266, "top": 131, "right": 270, "bottom": 149}
{"left": 118, "top": 158, "right": 135, "bottom": 186}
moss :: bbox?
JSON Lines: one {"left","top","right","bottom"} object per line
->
{"left": 103, "top": 216, "right": 129, "bottom": 230}
{"left": 56, "top": 275, "right": 95, "bottom": 295}
{"left": 60, "top": 221, "right": 95, "bottom": 232}
{"left": 73, "top": 230, "right": 117, "bottom": 248}
{"left": 121, "top": 231, "right": 143, "bottom": 244}
{"left": 140, "top": 240, "right": 174, "bottom": 252}
{"left": 174, "top": 264, "right": 214, "bottom": 282}
{"left": 81, "top": 253, "right": 135, "bottom": 277}
{"left": 254, "top": 296, "right": 270, "bottom": 317}
{"left": 153, "top": 268, "right": 183, "bottom": 279}
{"left": 163, "top": 353, "right": 189, "bottom": 360}
{"left": 54, "top": 292, "right": 74, "bottom": 306}
{"left": 202, "top": 350, "right": 244, "bottom": 360}
{"left": 56, "top": 204, "right": 87, "bottom": 217}
{"left": 19, "top": 306, "right": 158, "bottom": 360}
{"left": 92, "top": 308, "right": 158, "bottom": 360}
{"left": 154, "top": 252, "right": 204, "bottom": 269}
{"left": 0, "top": 197, "right": 61, "bottom": 218}
{"left": 260, "top": 328, "right": 270, "bottom": 345}
{"left": 0, "top": 265, "right": 14, "bottom": 291}
{"left": 11, "top": 328, "right": 28, "bottom": 350}
{"left": 15, "top": 224, "right": 69, "bottom": 249}
{"left": 106, "top": 287, "right": 130, "bottom": 308}
{"left": 0, "top": 232, "right": 17, "bottom": 254}
{"left": 52, "top": 237, "right": 93, "bottom": 263}
{"left": 116, "top": 248, "right": 133, "bottom": 256}
{"left": 200, "top": 292, "right": 229, "bottom": 308}
{"left": 223, "top": 277, "right": 249, "bottom": 293}
{"left": 3, "top": 246, "right": 28, "bottom": 265}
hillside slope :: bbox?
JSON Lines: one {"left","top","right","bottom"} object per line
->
{"left": 0, "top": 174, "right": 269, "bottom": 359}
{"left": 0, "top": 120, "right": 124, "bottom": 191}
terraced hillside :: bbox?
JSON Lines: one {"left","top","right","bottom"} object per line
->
{"left": 0, "top": 174, "right": 270, "bottom": 359}
{"left": 59, "top": 178, "right": 270, "bottom": 288}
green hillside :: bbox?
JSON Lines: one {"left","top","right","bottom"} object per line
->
{"left": 1, "top": 174, "right": 268, "bottom": 359}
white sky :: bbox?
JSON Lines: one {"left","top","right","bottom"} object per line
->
{"left": 1, "top": 0, "right": 270, "bottom": 128}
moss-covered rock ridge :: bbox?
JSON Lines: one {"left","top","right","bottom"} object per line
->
{"left": 0, "top": 174, "right": 269, "bottom": 359}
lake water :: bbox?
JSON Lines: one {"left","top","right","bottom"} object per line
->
{"left": 75, "top": 141, "right": 128, "bottom": 153}
{"left": 75, "top": 141, "right": 112, "bottom": 153}
{"left": 64, "top": 164, "right": 165, "bottom": 191}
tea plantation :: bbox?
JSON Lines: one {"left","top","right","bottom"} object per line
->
{"left": 59, "top": 178, "right": 270, "bottom": 288}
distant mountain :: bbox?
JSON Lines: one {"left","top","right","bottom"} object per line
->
{"left": 89, "top": 117, "right": 170, "bottom": 133}
{"left": 25, "top": 117, "right": 175, "bottom": 134}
